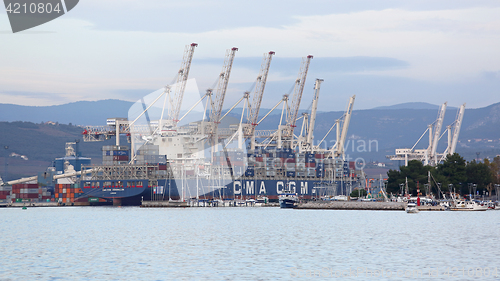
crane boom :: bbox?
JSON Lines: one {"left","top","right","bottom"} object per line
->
{"left": 170, "top": 43, "right": 198, "bottom": 122}
{"left": 286, "top": 55, "right": 313, "bottom": 132}
{"left": 248, "top": 51, "right": 275, "bottom": 127}
{"left": 430, "top": 102, "right": 447, "bottom": 162}
{"left": 306, "top": 79, "right": 323, "bottom": 148}
{"left": 210, "top": 47, "right": 238, "bottom": 124}
{"left": 335, "top": 95, "right": 355, "bottom": 158}
{"left": 450, "top": 103, "right": 465, "bottom": 154}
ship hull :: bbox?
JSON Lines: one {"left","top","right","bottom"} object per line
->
{"left": 80, "top": 176, "right": 349, "bottom": 203}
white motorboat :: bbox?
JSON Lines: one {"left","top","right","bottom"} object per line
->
{"left": 450, "top": 200, "right": 488, "bottom": 211}
{"left": 405, "top": 203, "right": 419, "bottom": 213}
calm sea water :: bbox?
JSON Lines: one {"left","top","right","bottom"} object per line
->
{"left": 0, "top": 206, "right": 499, "bottom": 280}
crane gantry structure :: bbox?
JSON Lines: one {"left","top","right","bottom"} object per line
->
{"left": 8, "top": 45, "right": 363, "bottom": 192}
{"left": 81, "top": 45, "right": 356, "bottom": 163}
{"left": 82, "top": 43, "right": 198, "bottom": 143}
{"left": 387, "top": 102, "right": 466, "bottom": 166}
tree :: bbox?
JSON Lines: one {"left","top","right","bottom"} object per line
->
{"left": 350, "top": 188, "right": 367, "bottom": 198}
{"left": 387, "top": 160, "right": 433, "bottom": 195}
{"left": 436, "top": 153, "right": 467, "bottom": 194}
{"left": 489, "top": 156, "right": 500, "bottom": 184}
{"left": 465, "top": 159, "right": 494, "bottom": 196}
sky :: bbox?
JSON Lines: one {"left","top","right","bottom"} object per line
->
{"left": 1, "top": 0, "right": 500, "bottom": 112}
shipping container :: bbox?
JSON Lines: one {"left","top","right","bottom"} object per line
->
{"left": 306, "top": 162, "right": 316, "bottom": 168}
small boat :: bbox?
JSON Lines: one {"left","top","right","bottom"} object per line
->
{"left": 279, "top": 193, "right": 298, "bottom": 209}
{"left": 405, "top": 203, "right": 419, "bottom": 213}
{"left": 450, "top": 200, "right": 488, "bottom": 211}
{"left": 254, "top": 196, "right": 269, "bottom": 207}
{"left": 485, "top": 201, "right": 498, "bottom": 210}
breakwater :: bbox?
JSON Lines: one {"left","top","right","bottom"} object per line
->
{"left": 296, "top": 201, "right": 405, "bottom": 210}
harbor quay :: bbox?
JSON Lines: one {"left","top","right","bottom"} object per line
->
{"left": 295, "top": 201, "right": 445, "bottom": 211}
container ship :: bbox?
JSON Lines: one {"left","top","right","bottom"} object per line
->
{"left": 75, "top": 44, "right": 363, "bottom": 205}
{"left": 78, "top": 144, "right": 361, "bottom": 205}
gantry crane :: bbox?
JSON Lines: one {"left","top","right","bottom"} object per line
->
{"left": 284, "top": 55, "right": 313, "bottom": 141}
{"left": 247, "top": 51, "right": 275, "bottom": 148}
{"left": 169, "top": 43, "right": 198, "bottom": 123}
{"left": 209, "top": 47, "right": 238, "bottom": 124}
{"left": 305, "top": 79, "right": 323, "bottom": 150}
{"left": 312, "top": 95, "right": 356, "bottom": 157}
{"left": 248, "top": 52, "right": 275, "bottom": 129}
{"left": 387, "top": 101, "right": 467, "bottom": 166}
{"left": 82, "top": 43, "right": 198, "bottom": 143}
{"left": 331, "top": 95, "right": 356, "bottom": 159}
{"left": 428, "top": 102, "right": 447, "bottom": 165}
{"left": 297, "top": 78, "right": 323, "bottom": 152}
{"left": 440, "top": 103, "right": 466, "bottom": 161}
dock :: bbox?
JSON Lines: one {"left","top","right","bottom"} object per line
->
{"left": 141, "top": 201, "right": 190, "bottom": 208}
{"left": 296, "top": 201, "right": 405, "bottom": 210}
{"left": 296, "top": 201, "right": 446, "bottom": 211}
{"left": 5, "top": 202, "right": 90, "bottom": 207}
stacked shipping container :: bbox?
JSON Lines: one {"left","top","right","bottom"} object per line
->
{"left": 102, "top": 145, "right": 130, "bottom": 165}
{"left": 10, "top": 183, "right": 53, "bottom": 202}
{"left": 54, "top": 183, "right": 85, "bottom": 203}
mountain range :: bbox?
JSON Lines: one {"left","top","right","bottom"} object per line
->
{"left": 1, "top": 100, "right": 499, "bottom": 180}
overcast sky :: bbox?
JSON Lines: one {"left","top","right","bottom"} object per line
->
{"left": 1, "top": 0, "right": 500, "bottom": 111}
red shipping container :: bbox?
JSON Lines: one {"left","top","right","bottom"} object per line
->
{"left": 113, "top": 155, "right": 129, "bottom": 161}
{"left": 0, "top": 195, "right": 7, "bottom": 199}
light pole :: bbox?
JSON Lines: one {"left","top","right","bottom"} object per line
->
{"left": 3, "top": 146, "right": 8, "bottom": 184}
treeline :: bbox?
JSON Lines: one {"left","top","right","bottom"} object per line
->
{"left": 387, "top": 153, "right": 500, "bottom": 197}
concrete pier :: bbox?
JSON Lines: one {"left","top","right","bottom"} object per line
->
{"left": 296, "top": 201, "right": 446, "bottom": 211}
{"left": 141, "top": 201, "right": 189, "bottom": 208}
{"left": 296, "top": 201, "right": 405, "bottom": 211}
{"left": 9, "top": 202, "right": 59, "bottom": 207}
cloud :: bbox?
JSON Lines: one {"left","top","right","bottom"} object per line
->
{"left": 1, "top": 2, "right": 499, "bottom": 111}
{"left": 66, "top": 0, "right": 500, "bottom": 33}
{"left": 196, "top": 56, "right": 409, "bottom": 76}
